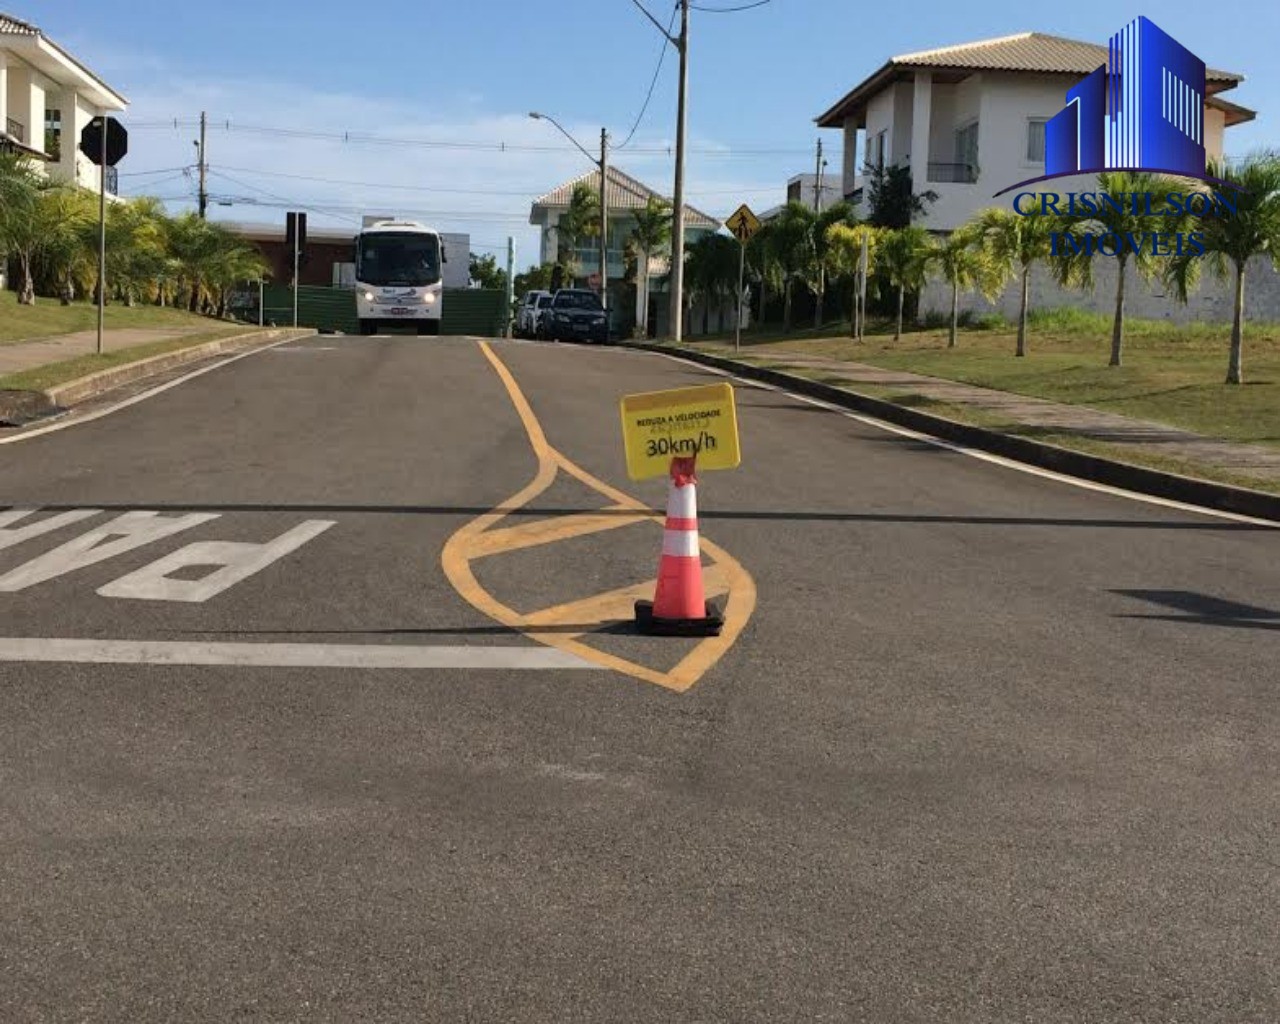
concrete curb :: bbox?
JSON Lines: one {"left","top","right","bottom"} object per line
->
{"left": 42, "top": 327, "right": 316, "bottom": 408}
{"left": 623, "top": 341, "right": 1280, "bottom": 524}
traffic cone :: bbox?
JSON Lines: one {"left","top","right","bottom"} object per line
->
{"left": 635, "top": 456, "right": 724, "bottom": 637}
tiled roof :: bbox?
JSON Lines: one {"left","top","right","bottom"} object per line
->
{"left": 531, "top": 166, "right": 720, "bottom": 229}
{"left": 0, "top": 12, "right": 39, "bottom": 34}
{"left": 817, "top": 30, "right": 1244, "bottom": 127}
{"left": 894, "top": 32, "right": 1239, "bottom": 82}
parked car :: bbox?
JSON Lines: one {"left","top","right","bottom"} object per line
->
{"left": 516, "top": 290, "right": 552, "bottom": 338}
{"left": 539, "top": 289, "right": 609, "bottom": 344}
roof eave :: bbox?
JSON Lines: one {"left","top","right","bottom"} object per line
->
{"left": 7, "top": 33, "right": 129, "bottom": 110}
{"left": 815, "top": 60, "right": 896, "bottom": 128}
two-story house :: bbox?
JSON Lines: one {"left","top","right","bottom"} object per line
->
{"left": 814, "top": 30, "right": 1279, "bottom": 324}
{"left": 530, "top": 166, "right": 721, "bottom": 334}
{"left": 1, "top": 11, "right": 127, "bottom": 194}
{"left": 816, "top": 31, "right": 1254, "bottom": 231}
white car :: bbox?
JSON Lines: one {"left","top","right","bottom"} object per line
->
{"left": 516, "top": 290, "right": 553, "bottom": 338}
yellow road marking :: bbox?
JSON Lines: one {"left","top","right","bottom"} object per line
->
{"left": 440, "top": 341, "right": 757, "bottom": 692}
{"left": 461, "top": 506, "right": 656, "bottom": 559}
{"left": 523, "top": 564, "right": 731, "bottom": 635}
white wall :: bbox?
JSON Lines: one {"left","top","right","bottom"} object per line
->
{"left": 1205, "top": 107, "right": 1226, "bottom": 161}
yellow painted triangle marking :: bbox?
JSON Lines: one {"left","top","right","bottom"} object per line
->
{"left": 462, "top": 506, "right": 656, "bottom": 559}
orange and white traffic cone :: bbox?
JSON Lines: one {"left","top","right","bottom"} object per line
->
{"left": 635, "top": 456, "right": 724, "bottom": 637}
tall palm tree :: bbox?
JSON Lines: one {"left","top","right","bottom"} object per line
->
{"left": 769, "top": 202, "right": 818, "bottom": 332}
{"left": 877, "top": 226, "right": 931, "bottom": 340}
{"left": 0, "top": 152, "right": 56, "bottom": 304}
{"left": 1053, "top": 171, "right": 1182, "bottom": 366}
{"left": 811, "top": 201, "right": 858, "bottom": 327}
{"left": 927, "top": 226, "right": 1000, "bottom": 348}
{"left": 556, "top": 182, "right": 601, "bottom": 277}
{"left": 685, "top": 233, "right": 741, "bottom": 335}
{"left": 745, "top": 222, "right": 782, "bottom": 329}
{"left": 1164, "top": 152, "right": 1280, "bottom": 385}
{"left": 972, "top": 207, "right": 1055, "bottom": 356}
{"left": 826, "top": 222, "right": 882, "bottom": 339}
{"left": 629, "top": 195, "right": 670, "bottom": 337}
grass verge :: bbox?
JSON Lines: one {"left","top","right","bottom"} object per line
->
{"left": 0, "top": 292, "right": 231, "bottom": 344}
{"left": 0, "top": 327, "right": 261, "bottom": 393}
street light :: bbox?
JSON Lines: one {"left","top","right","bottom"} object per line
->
{"left": 529, "top": 112, "right": 609, "bottom": 317}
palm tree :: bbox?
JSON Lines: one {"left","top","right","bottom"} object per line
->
{"left": 0, "top": 152, "right": 58, "bottom": 304}
{"left": 556, "top": 182, "right": 601, "bottom": 277}
{"left": 685, "top": 233, "right": 741, "bottom": 335}
{"left": 811, "top": 201, "right": 858, "bottom": 327}
{"left": 877, "top": 227, "right": 931, "bottom": 340}
{"left": 973, "top": 207, "right": 1055, "bottom": 356}
{"left": 826, "top": 222, "right": 882, "bottom": 340}
{"left": 745, "top": 222, "right": 782, "bottom": 329}
{"left": 629, "top": 195, "right": 670, "bottom": 338}
{"left": 926, "top": 226, "right": 1000, "bottom": 348}
{"left": 1053, "top": 171, "right": 1181, "bottom": 366}
{"left": 769, "top": 202, "right": 818, "bottom": 332}
{"left": 38, "top": 186, "right": 96, "bottom": 304}
{"left": 1164, "top": 152, "right": 1280, "bottom": 385}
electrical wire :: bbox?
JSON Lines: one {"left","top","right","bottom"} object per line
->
{"left": 617, "top": 1, "right": 680, "bottom": 150}
{"left": 690, "top": 0, "right": 771, "bottom": 10}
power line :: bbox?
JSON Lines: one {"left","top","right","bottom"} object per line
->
{"left": 617, "top": 2, "right": 680, "bottom": 149}
{"left": 690, "top": 0, "right": 771, "bottom": 10}
{"left": 127, "top": 117, "right": 812, "bottom": 157}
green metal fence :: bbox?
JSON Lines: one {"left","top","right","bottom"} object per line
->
{"left": 259, "top": 286, "right": 509, "bottom": 337}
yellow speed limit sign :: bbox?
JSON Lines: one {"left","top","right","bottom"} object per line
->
{"left": 620, "top": 383, "right": 741, "bottom": 481}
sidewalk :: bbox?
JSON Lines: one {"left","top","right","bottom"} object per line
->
{"left": 737, "top": 351, "right": 1280, "bottom": 485}
{"left": 0, "top": 327, "right": 207, "bottom": 377}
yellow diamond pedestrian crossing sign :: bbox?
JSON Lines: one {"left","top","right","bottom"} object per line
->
{"left": 725, "top": 204, "right": 762, "bottom": 243}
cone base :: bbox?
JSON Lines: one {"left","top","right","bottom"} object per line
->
{"left": 634, "top": 600, "right": 724, "bottom": 637}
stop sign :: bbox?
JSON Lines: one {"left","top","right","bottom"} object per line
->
{"left": 79, "top": 116, "right": 127, "bottom": 167}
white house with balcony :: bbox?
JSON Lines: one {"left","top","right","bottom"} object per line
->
{"left": 1, "top": 11, "right": 127, "bottom": 194}
{"left": 529, "top": 166, "right": 721, "bottom": 334}
{"left": 816, "top": 31, "right": 1254, "bottom": 231}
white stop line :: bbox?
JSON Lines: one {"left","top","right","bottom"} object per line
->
{"left": 0, "top": 638, "right": 595, "bottom": 670}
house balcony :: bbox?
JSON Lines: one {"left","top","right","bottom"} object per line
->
{"left": 927, "top": 161, "right": 978, "bottom": 184}
{"left": 5, "top": 116, "right": 25, "bottom": 144}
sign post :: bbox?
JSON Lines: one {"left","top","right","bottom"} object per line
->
{"left": 724, "top": 204, "right": 762, "bottom": 353}
{"left": 620, "top": 382, "right": 741, "bottom": 636}
{"left": 79, "top": 116, "right": 128, "bottom": 356}
{"left": 286, "top": 211, "right": 307, "bottom": 329}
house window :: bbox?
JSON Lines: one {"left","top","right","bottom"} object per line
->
{"left": 873, "top": 129, "right": 888, "bottom": 169}
{"left": 1026, "top": 118, "right": 1047, "bottom": 163}
{"left": 954, "top": 121, "right": 979, "bottom": 178}
{"left": 44, "top": 108, "right": 62, "bottom": 161}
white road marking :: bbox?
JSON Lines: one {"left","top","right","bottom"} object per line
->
{"left": 0, "top": 335, "right": 301, "bottom": 446}
{"left": 650, "top": 350, "right": 1279, "bottom": 529}
{"left": 0, "top": 511, "right": 218, "bottom": 592}
{"left": 98, "top": 520, "right": 335, "bottom": 602}
{"left": 0, "top": 638, "right": 596, "bottom": 670}
{"left": 0, "top": 508, "right": 101, "bottom": 551}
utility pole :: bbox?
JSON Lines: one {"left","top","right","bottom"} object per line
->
{"left": 669, "top": 0, "right": 690, "bottom": 343}
{"left": 600, "top": 127, "right": 609, "bottom": 318}
{"left": 505, "top": 236, "right": 516, "bottom": 338}
{"left": 197, "top": 110, "right": 208, "bottom": 220}
{"left": 813, "top": 138, "right": 823, "bottom": 213}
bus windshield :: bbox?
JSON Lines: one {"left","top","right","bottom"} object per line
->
{"left": 357, "top": 232, "right": 442, "bottom": 287}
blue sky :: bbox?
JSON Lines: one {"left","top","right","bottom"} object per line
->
{"left": 29, "top": 0, "right": 1279, "bottom": 264}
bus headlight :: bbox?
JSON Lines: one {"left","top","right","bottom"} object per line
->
{"left": 362, "top": 291, "right": 374, "bottom": 301}
{"left": 424, "top": 292, "right": 436, "bottom": 304}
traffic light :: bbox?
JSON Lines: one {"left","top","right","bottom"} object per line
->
{"left": 285, "top": 211, "right": 307, "bottom": 256}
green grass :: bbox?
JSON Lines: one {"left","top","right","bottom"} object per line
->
{"left": 686, "top": 310, "right": 1280, "bottom": 448}
{"left": 764, "top": 366, "right": 1280, "bottom": 496}
{"left": 0, "top": 328, "right": 260, "bottom": 393}
{"left": 0, "top": 291, "right": 231, "bottom": 344}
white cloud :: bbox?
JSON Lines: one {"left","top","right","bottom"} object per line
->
{"left": 115, "top": 74, "right": 789, "bottom": 267}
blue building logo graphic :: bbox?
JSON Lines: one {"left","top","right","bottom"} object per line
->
{"left": 1045, "top": 16, "right": 1206, "bottom": 178}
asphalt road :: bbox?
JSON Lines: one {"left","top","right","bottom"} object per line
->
{"left": 1, "top": 334, "right": 1277, "bottom": 1023}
